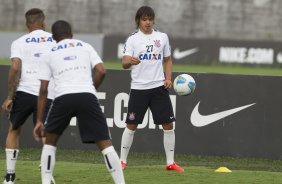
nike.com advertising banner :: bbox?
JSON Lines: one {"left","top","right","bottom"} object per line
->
{"left": 1, "top": 66, "right": 282, "bottom": 159}
{"left": 103, "top": 35, "right": 282, "bottom": 67}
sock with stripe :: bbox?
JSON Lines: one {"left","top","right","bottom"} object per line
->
{"left": 102, "top": 146, "right": 125, "bottom": 184}
{"left": 5, "top": 149, "right": 19, "bottom": 182}
{"left": 41, "top": 144, "right": 56, "bottom": 184}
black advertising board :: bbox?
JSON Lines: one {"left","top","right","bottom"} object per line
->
{"left": 1, "top": 66, "right": 282, "bottom": 159}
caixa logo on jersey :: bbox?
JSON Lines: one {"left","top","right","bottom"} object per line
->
{"left": 25, "top": 36, "right": 53, "bottom": 43}
{"left": 139, "top": 53, "right": 162, "bottom": 61}
{"left": 52, "top": 42, "right": 83, "bottom": 51}
{"left": 69, "top": 92, "right": 176, "bottom": 129}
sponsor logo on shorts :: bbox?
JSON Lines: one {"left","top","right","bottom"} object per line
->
{"left": 128, "top": 112, "right": 136, "bottom": 121}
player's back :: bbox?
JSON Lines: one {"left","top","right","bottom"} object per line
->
{"left": 48, "top": 38, "right": 102, "bottom": 98}
{"left": 11, "top": 30, "right": 54, "bottom": 96}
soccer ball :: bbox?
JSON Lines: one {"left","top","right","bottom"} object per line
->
{"left": 173, "top": 74, "right": 196, "bottom": 96}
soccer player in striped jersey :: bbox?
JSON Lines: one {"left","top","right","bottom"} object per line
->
{"left": 120, "top": 6, "right": 184, "bottom": 172}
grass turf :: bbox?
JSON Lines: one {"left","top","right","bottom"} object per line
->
{"left": 1, "top": 148, "right": 282, "bottom": 184}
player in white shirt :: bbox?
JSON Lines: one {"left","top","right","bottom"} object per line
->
{"left": 33, "top": 20, "right": 125, "bottom": 184}
{"left": 1, "top": 8, "right": 56, "bottom": 184}
{"left": 120, "top": 6, "right": 184, "bottom": 172}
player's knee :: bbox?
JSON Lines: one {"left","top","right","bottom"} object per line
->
{"left": 45, "top": 133, "right": 59, "bottom": 146}
{"left": 162, "top": 122, "right": 174, "bottom": 130}
{"left": 8, "top": 126, "right": 21, "bottom": 136}
{"left": 126, "top": 124, "right": 137, "bottom": 131}
{"left": 96, "top": 139, "right": 113, "bottom": 151}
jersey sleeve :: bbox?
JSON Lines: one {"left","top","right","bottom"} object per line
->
{"left": 122, "top": 37, "right": 134, "bottom": 56}
{"left": 163, "top": 34, "right": 171, "bottom": 57}
{"left": 38, "top": 54, "right": 52, "bottom": 81}
{"left": 10, "top": 40, "right": 22, "bottom": 60}
{"left": 88, "top": 44, "right": 103, "bottom": 68}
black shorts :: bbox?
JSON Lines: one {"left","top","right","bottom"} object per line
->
{"left": 126, "top": 86, "right": 175, "bottom": 125}
{"left": 9, "top": 91, "right": 52, "bottom": 129}
{"left": 44, "top": 93, "right": 110, "bottom": 143}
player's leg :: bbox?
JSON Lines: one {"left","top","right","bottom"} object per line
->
{"left": 4, "top": 125, "right": 20, "bottom": 184}
{"left": 120, "top": 124, "right": 137, "bottom": 169}
{"left": 77, "top": 93, "right": 125, "bottom": 184}
{"left": 162, "top": 122, "right": 175, "bottom": 165}
{"left": 96, "top": 140, "right": 125, "bottom": 184}
{"left": 120, "top": 89, "right": 149, "bottom": 169}
{"left": 3, "top": 92, "right": 35, "bottom": 184}
{"left": 40, "top": 133, "right": 59, "bottom": 184}
{"left": 34, "top": 99, "right": 56, "bottom": 184}
{"left": 150, "top": 86, "right": 184, "bottom": 172}
{"left": 162, "top": 123, "right": 184, "bottom": 172}
{"left": 40, "top": 95, "right": 73, "bottom": 184}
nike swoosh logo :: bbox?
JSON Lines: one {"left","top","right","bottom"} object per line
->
{"left": 173, "top": 48, "right": 199, "bottom": 60}
{"left": 190, "top": 102, "right": 256, "bottom": 127}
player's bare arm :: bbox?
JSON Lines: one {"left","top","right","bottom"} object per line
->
{"left": 93, "top": 63, "right": 106, "bottom": 89}
{"left": 163, "top": 56, "right": 173, "bottom": 89}
{"left": 122, "top": 55, "right": 140, "bottom": 69}
{"left": 1, "top": 58, "right": 21, "bottom": 112}
{"left": 33, "top": 80, "right": 49, "bottom": 141}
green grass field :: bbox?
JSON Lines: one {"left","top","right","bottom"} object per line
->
{"left": 1, "top": 148, "right": 282, "bottom": 184}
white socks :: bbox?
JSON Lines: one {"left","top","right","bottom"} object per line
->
{"left": 102, "top": 146, "right": 125, "bottom": 184}
{"left": 5, "top": 149, "right": 19, "bottom": 174}
{"left": 40, "top": 145, "right": 125, "bottom": 184}
{"left": 120, "top": 127, "right": 175, "bottom": 166}
{"left": 120, "top": 127, "right": 135, "bottom": 163}
{"left": 41, "top": 144, "right": 56, "bottom": 184}
{"left": 163, "top": 129, "right": 175, "bottom": 165}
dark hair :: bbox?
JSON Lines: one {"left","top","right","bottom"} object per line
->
{"left": 25, "top": 8, "right": 45, "bottom": 24}
{"left": 135, "top": 6, "right": 155, "bottom": 28}
{"left": 51, "top": 20, "right": 72, "bottom": 41}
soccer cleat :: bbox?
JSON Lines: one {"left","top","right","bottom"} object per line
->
{"left": 166, "top": 162, "right": 184, "bottom": 172}
{"left": 3, "top": 173, "right": 15, "bottom": 184}
{"left": 121, "top": 161, "right": 126, "bottom": 170}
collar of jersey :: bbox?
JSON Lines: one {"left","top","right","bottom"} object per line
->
{"left": 138, "top": 29, "right": 154, "bottom": 36}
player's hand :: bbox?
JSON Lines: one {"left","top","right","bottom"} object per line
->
{"left": 33, "top": 121, "right": 45, "bottom": 142}
{"left": 164, "top": 79, "right": 172, "bottom": 89}
{"left": 1, "top": 98, "right": 13, "bottom": 112}
{"left": 130, "top": 57, "right": 140, "bottom": 65}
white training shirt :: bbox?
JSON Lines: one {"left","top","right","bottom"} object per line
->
{"left": 38, "top": 39, "right": 103, "bottom": 98}
{"left": 123, "top": 29, "right": 171, "bottom": 89}
{"left": 10, "top": 29, "right": 55, "bottom": 99}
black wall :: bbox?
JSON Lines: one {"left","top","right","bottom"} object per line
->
{"left": 1, "top": 66, "right": 282, "bottom": 159}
